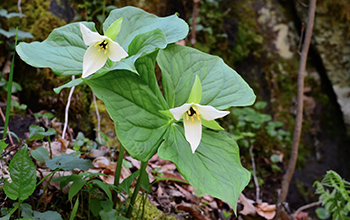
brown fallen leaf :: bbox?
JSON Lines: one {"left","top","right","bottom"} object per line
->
{"left": 256, "top": 202, "right": 276, "bottom": 220}
{"left": 239, "top": 193, "right": 256, "bottom": 216}
{"left": 177, "top": 203, "right": 209, "bottom": 220}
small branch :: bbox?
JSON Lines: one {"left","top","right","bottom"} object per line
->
{"left": 298, "top": 23, "right": 305, "bottom": 55}
{"left": 191, "top": 0, "right": 201, "bottom": 47}
{"left": 249, "top": 145, "right": 261, "bottom": 203}
{"left": 62, "top": 76, "right": 75, "bottom": 139}
{"left": 0, "top": 108, "right": 14, "bottom": 145}
{"left": 294, "top": 201, "right": 322, "bottom": 216}
{"left": 277, "top": 0, "right": 317, "bottom": 216}
{"left": 17, "top": 0, "right": 23, "bottom": 15}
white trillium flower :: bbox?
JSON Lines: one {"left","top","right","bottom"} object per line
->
{"left": 169, "top": 103, "right": 229, "bottom": 153}
{"left": 79, "top": 23, "right": 128, "bottom": 78}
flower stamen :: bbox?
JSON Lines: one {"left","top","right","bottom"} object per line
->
{"left": 187, "top": 107, "right": 200, "bottom": 122}
{"left": 95, "top": 40, "right": 109, "bottom": 53}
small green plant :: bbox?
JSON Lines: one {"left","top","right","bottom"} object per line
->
{"left": 230, "top": 101, "right": 291, "bottom": 149}
{"left": 314, "top": 171, "right": 350, "bottom": 220}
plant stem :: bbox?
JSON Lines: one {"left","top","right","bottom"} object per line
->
{"left": 62, "top": 76, "right": 75, "bottom": 139}
{"left": 3, "top": 28, "right": 18, "bottom": 141}
{"left": 113, "top": 145, "right": 125, "bottom": 204}
{"left": 126, "top": 161, "right": 148, "bottom": 218}
{"left": 276, "top": 0, "right": 316, "bottom": 217}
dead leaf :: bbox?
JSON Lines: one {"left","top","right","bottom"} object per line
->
{"left": 239, "top": 193, "right": 256, "bottom": 216}
{"left": 256, "top": 203, "right": 276, "bottom": 220}
{"left": 295, "top": 211, "right": 308, "bottom": 220}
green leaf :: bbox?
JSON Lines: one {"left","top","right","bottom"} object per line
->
{"left": 46, "top": 155, "right": 93, "bottom": 171}
{"left": 99, "top": 209, "right": 118, "bottom": 220}
{"left": 103, "top": 6, "right": 188, "bottom": 48}
{"left": 187, "top": 75, "right": 202, "bottom": 104}
{"left": 0, "top": 140, "right": 8, "bottom": 155}
{"left": 201, "top": 119, "right": 224, "bottom": 130}
{"left": 27, "top": 125, "right": 45, "bottom": 141}
{"left": 315, "top": 207, "right": 331, "bottom": 219}
{"left": 68, "top": 178, "right": 86, "bottom": 200}
{"left": 69, "top": 198, "right": 79, "bottom": 220}
{"left": 107, "top": 28, "right": 167, "bottom": 75}
{"left": 104, "top": 17, "right": 123, "bottom": 40}
{"left": 16, "top": 22, "right": 95, "bottom": 76}
{"left": 90, "top": 179, "right": 113, "bottom": 201}
{"left": 32, "top": 211, "right": 62, "bottom": 220}
{"left": 120, "top": 170, "right": 140, "bottom": 195}
{"left": 53, "top": 78, "right": 84, "bottom": 94}
{"left": 4, "top": 145, "right": 36, "bottom": 200}
{"left": 31, "top": 147, "right": 49, "bottom": 162}
{"left": 158, "top": 125, "right": 250, "bottom": 214}
{"left": 86, "top": 51, "right": 170, "bottom": 161}
{"left": 158, "top": 44, "right": 256, "bottom": 109}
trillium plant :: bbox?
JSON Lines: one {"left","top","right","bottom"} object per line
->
{"left": 16, "top": 6, "right": 256, "bottom": 215}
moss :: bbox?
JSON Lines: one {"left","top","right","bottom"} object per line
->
{"left": 130, "top": 193, "right": 177, "bottom": 220}
{"left": 192, "top": 0, "right": 264, "bottom": 65}
{"left": 6, "top": 0, "right": 66, "bottom": 41}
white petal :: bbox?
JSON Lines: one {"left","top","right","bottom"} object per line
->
{"left": 82, "top": 45, "right": 108, "bottom": 78}
{"left": 169, "top": 103, "right": 193, "bottom": 121}
{"left": 195, "top": 104, "right": 229, "bottom": 121}
{"left": 183, "top": 115, "right": 202, "bottom": 153}
{"left": 79, "top": 23, "right": 104, "bottom": 46}
{"left": 107, "top": 40, "right": 128, "bottom": 61}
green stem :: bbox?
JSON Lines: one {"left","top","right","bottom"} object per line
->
{"left": 3, "top": 28, "right": 18, "bottom": 140}
{"left": 126, "top": 161, "right": 147, "bottom": 218}
{"left": 113, "top": 145, "right": 125, "bottom": 204}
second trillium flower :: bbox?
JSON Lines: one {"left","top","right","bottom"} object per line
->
{"left": 79, "top": 18, "right": 128, "bottom": 78}
{"left": 169, "top": 76, "right": 230, "bottom": 153}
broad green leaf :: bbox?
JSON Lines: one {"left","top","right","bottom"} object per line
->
{"left": 68, "top": 178, "right": 86, "bottom": 200}
{"left": 107, "top": 28, "right": 167, "bottom": 75}
{"left": 4, "top": 145, "right": 36, "bottom": 200}
{"left": 16, "top": 22, "right": 95, "bottom": 76}
{"left": 158, "top": 125, "right": 250, "bottom": 213}
{"left": 46, "top": 155, "right": 93, "bottom": 171}
{"left": 31, "top": 147, "right": 49, "bottom": 162}
{"left": 158, "top": 44, "right": 256, "bottom": 109}
{"left": 103, "top": 6, "right": 188, "bottom": 48}
{"left": 86, "top": 51, "right": 170, "bottom": 161}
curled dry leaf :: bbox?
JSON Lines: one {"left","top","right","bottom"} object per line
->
{"left": 256, "top": 203, "right": 276, "bottom": 220}
{"left": 239, "top": 193, "right": 256, "bottom": 216}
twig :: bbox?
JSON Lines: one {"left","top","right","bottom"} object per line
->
{"left": 93, "top": 93, "right": 101, "bottom": 143}
{"left": 276, "top": 0, "right": 317, "bottom": 217}
{"left": 296, "top": 0, "right": 308, "bottom": 8}
{"left": 62, "top": 76, "right": 75, "bottom": 139}
{"left": 249, "top": 145, "right": 261, "bottom": 203}
{"left": 298, "top": 23, "right": 305, "bottom": 55}
{"left": 17, "top": 0, "right": 22, "bottom": 15}
{"left": 0, "top": 108, "right": 14, "bottom": 146}
{"left": 191, "top": 0, "right": 201, "bottom": 47}
{"left": 294, "top": 201, "right": 322, "bottom": 217}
